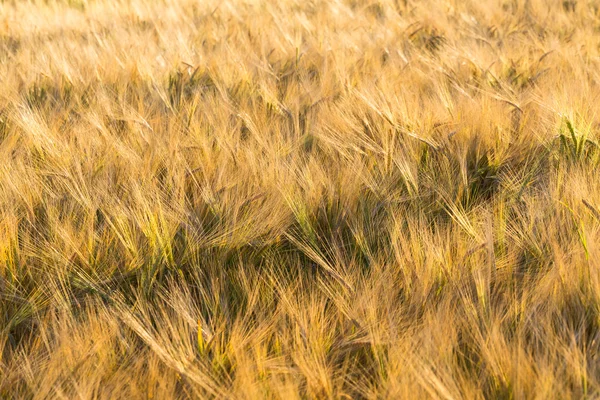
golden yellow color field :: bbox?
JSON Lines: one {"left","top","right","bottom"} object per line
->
{"left": 2, "top": 0, "right": 600, "bottom": 398}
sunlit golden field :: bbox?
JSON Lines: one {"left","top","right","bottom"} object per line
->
{"left": 2, "top": 0, "right": 600, "bottom": 398}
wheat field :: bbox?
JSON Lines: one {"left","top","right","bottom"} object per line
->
{"left": 1, "top": 0, "right": 600, "bottom": 398}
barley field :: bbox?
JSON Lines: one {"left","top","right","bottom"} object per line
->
{"left": 1, "top": 0, "right": 600, "bottom": 398}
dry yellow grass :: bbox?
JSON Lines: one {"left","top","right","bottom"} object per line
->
{"left": 2, "top": 0, "right": 600, "bottom": 398}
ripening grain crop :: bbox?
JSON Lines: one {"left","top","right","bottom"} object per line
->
{"left": 2, "top": 0, "right": 600, "bottom": 398}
